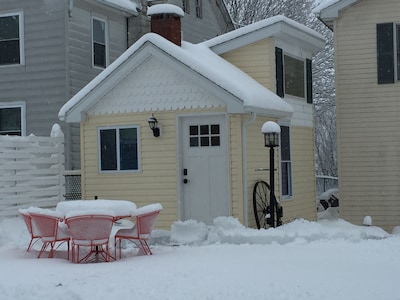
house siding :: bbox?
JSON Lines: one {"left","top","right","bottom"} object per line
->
{"left": 334, "top": 0, "right": 400, "bottom": 231}
{"left": 67, "top": 0, "right": 129, "bottom": 169}
{"left": 0, "top": 0, "right": 68, "bottom": 136}
{"left": 221, "top": 39, "right": 275, "bottom": 90}
{"left": 81, "top": 111, "right": 180, "bottom": 229}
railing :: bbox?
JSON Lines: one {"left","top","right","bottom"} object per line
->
{"left": 316, "top": 175, "right": 338, "bottom": 196}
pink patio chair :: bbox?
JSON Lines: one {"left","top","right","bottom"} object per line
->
{"left": 29, "top": 211, "right": 70, "bottom": 259}
{"left": 18, "top": 209, "right": 41, "bottom": 251}
{"left": 114, "top": 203, "right": 162, "bottom": 259}
{"left": 65, "top": 214, "right": 114, "bottom": 263}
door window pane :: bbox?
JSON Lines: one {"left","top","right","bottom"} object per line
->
{"left": 189, "top": 124, "right": 220, "bottom": 147}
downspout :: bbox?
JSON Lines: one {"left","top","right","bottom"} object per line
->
{"left": 242, "top": 112, "right": 257, "bottom": 226}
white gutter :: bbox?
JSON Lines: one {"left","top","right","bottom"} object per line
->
{"left": 242, "top": 112, "right": 257, "bottom": 226}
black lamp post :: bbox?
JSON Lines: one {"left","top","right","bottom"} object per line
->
{"left": 261, "top": 121, "right": 280, "bottom": 228}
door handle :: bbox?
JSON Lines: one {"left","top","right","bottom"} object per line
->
{"left": 183, "top": 178, "right": 190, "bottom": 184}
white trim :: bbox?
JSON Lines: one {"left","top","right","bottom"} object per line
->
{"left": 0, "top": 11, "right": 25, "bottom": 66}
{"left": 0, "top": 101, "right": 26, "bottom": 136}
{"left": 97, "top": 125, "right": 140, "bottom": 173}
{"left": 91, "top": 15, "right": 109, "bottom": 69}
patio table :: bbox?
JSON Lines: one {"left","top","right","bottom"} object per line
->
{"left": 56, "top": 199, "right": 137, "bottom": 221}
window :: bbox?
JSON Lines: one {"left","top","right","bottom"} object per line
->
{"left": 182, "top": 0, "right": 190, "bottom": 13}
{"left": 98, "top": 126, "right": 139, "bottom": 172}
{"left": 280, "top": 125, "right": 292, "bottom": 198}
{"left": 92, "top": 17, "right": 107, "bottom": 68}
{"left": 377, "top": 23, "right": 400, "bottom": 84}
{"left": 275, "top": 47, "right": 313, "bottom": 103}
{"left": 195, "top": 0, "right": 202, "bottom": 18}
{"left": 0, "top": 12, "right": 23, "bottom": 65}
{"left": 0, "top": 104, "right": 24, "bottom": 136}
{"left": 189, "top": 124, "right": 220, "bottom": 147}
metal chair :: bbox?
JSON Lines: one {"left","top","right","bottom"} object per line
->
{"left": 29, "top": 211, "right": 70, "bottom": 259}
{"left": 114, "top": 204, "right": 162, "bottom": 259}
{"left": 18, "top": 209, "right": 41, "bottom": 251}
{"left": 65, "top": 214, "right": 114, "bottom": 263}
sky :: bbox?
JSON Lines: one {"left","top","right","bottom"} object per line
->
{"left": 0, "top": 209, "right": 400, "bottom": 300}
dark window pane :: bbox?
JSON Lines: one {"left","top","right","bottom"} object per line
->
{"left": 397, "top": 25, "right": 400, "bottom": 81}
{"left": 119, "top": 128, "right": 138, "bottom": 170}
{"left": 100, "top": 129, "right": 117, "bottom": 170}
{"left": 0, "top": 15, "right": 19, "bottom": 40}
{"left": 190, "top": 137, "right": 198, "bottom": 147}
{"left": 200, "top": 125, "right": 208, "bottom": 135}
{"left": 200, "top": 136, "right": 209, "bottom": 146}
{"left": 93, "top": 19, "right": 105, "bottom": 44}
{"left": 93, "top": 43, "right": 105, "bottom": 67}
{"left": 284, "top": 55, "right": 305, "bottom": 98}
{"left": 0, "top": 107, "right": 21, "bottom": 135}
{"left": 377, "top": 23, "right": 395, "bottom": 84}
{"left": 190, "top": 126, "right": 198, "bottom": 135}
{"left": 281, "top": 162, "right": 291, "bottom": 195}
{"left": 0, "top": 40, "right": 20, "bottom": 64}
{"left": 280, "top": 126, "right": 291, "bottom": 161}
{"left": 211, "top": 136, "right": 220, "bottom": 146}
{"left": 211, "top": 124, "right": 219, "bottom": 134}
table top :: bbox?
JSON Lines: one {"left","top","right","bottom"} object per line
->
{"left": 56, "top": 199, "right": 137, "bottom": 219}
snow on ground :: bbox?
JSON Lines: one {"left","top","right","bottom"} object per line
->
{"left": 0, "top": 214, "right": 400, "bottom": 300}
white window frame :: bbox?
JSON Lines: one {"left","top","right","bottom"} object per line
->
{"left": 91, "top": 16, "right": 109, "bottom": 69}
{"left": 0, "top": 102, "right": 26, "bottom": 136}
{"left": 279, "top": 124, "right": 292, "bottom": 199}
{"left": 0, "top": 11, "right": 24, "bottom": 66}
{"left": 97, "top": 125, "right": 140, "bottom": 173}
{"left": 283, "top": 53, "right": 306, "bottom": 99}
{"left": 195, "top": 0, "right": 202, "bottom": 18}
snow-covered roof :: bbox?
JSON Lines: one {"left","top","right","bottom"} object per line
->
{"left": 58, "top": 14, "right": 327, "bottom": 123}
{"left": 147, "top": 4, "right": 184, "bottom": 17}
{"left": 313, "top": 0, "right": 361, "bottom": 28}
{"left": 59, "top": 31, "right": 294, "bottom": 122}
{"left": 203, "top": 15, "right": 325, "bottom": 55}
{"left": 97, "top": 0, "right": 140, "bottom": 15}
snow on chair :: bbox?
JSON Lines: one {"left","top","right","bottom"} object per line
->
{"left": 28, "top": 208, "right": 70, "bottom": 259}
{"left": 114, "top": 203, "right": 162, "bottom": 259}
{"left": 65, "top": 213, "right": 114, "bottom": 263}
{"left": 18, "top": 208, "right": 42, "bottom": 252}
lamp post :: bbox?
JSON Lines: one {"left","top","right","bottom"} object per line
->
{"left": 261, "top": 121, "right": 280, "bottom": 228}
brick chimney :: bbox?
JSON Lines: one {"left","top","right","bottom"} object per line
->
{"left": 147, "top": 4, "right": 184, "bottom": 46}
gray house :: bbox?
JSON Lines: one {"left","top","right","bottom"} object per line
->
{"left": 0, "top": 0, "right": 234, "bottom": 173}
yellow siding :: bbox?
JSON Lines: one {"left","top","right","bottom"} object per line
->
{"left": 221, "top": 39, "right": 276, "bottom": 91}
{"left": 81, "top": 111, "right": 180, "bottom": 229}
{"left": 244, "top": 118, "right": 316, "bottom": 227}
{"left": 334, "top": 0, "right": 400, "bottom": 231}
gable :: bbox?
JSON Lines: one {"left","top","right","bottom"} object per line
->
{"left": 87, "top": 57, "right": 227, "bottom": 116}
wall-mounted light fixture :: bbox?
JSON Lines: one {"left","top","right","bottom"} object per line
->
{"left": 148, "top": 114, "right": 160, "bottom": 137}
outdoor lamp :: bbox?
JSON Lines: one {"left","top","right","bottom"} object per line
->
{"left": 261, "top": 121, "right": 281, "bottom": 228}
{"left": 262, "top": 121, "right": 280, "bottom": 147}
{"left": 148, "top": 114, "right": 160, "bottom": 137}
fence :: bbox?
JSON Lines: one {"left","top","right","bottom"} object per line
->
{"left": 0, "top": 133, "right": 65, "bottom": 219}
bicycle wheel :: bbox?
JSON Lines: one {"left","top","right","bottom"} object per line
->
{"left": 252, "top": 180, "right": 270, "bottom": 229}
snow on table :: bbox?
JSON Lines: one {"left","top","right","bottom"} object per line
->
{"left": 56, "top": 199, "right": 137, "bottom": 219}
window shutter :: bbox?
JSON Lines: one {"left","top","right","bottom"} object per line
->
{"left": 306, "top": 59, "right": 312, "bottom": 104}
{"left": 275, "top": 47, "right": 284, "bottom": 97}
{"left": 377, "top": 23, "right": 394, "bottom": 84}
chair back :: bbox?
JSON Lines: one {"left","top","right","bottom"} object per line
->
{"left": 19, "top": 209, "right": 33, "bottom": 235}
{"left": 66, "top": 215, "right": 114, "bottom": 244}
{"left": 29, "top": 213, "right": 60, "bottom": 241}
{"left": 136, "top": 210, "right": 161, "bottom": 238}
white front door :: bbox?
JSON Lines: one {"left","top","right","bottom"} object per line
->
{"left": 180, "top": 115, "right": 230, "bottom": 224}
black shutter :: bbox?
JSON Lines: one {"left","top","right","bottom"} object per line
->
{"left": 377, "top": 23, "right": 395, "bottom": 84}
{"left": 306, "top": 59, "right": 312, "bottom": 104}
{"left": 275, "top": 47, "right": 284, "bottom": 97}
